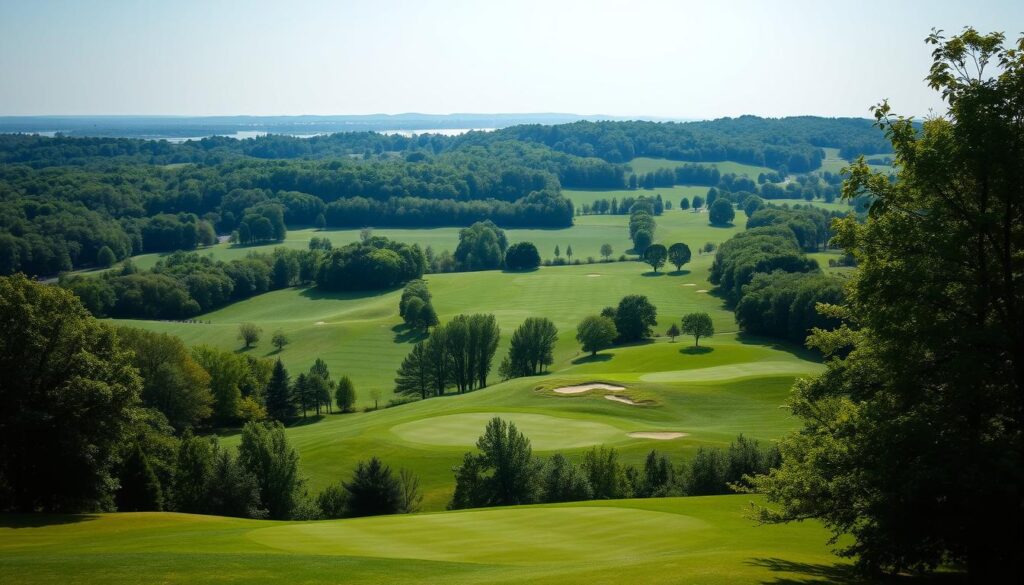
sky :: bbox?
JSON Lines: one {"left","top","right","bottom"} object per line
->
{"left": 1, "top": 0, "right": 1022, "bottom": 119}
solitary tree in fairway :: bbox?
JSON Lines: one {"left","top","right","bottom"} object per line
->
{"left": 708, "top": 199, "right": 736, "bottom": 226}
{"left": 613, "top": 295, "right": 658, "bottom": 343}
{"left": 576, "top": 315, "right": 617, "bottom": 356}
{"left": 667, "top": 242, "right": 692, "bottom": 272}
{"left": 566, "top": 245, "right": 573, "bottom": 262}
{"left": 238, "top": 323, "right": 262, "bottom": 349}
{"left": 600, "top": 243, "right": 613, "bottom": 261}
{"left": 681, "top": 312, "right": 714, "bottom": 347}
{"left": 667, "top": 323, "right": 680, "bottom": 342}
{"left": 271, "top": 330, "right": 289, "bottom": 352}
{"left": 642, "top": 244, "right": 667, "bottom": 272}
{"left": 504, "top": 242, "right": 541, "bottom": 271}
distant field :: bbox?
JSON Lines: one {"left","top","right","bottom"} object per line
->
{"left": 626, "top": 156, "right": 774, "bottom": 177}
{"left": 818, "top": 146, "right": 895, "bottom": 175}
{"left": 0, "top": 496, "right": 850, "bottom": 585}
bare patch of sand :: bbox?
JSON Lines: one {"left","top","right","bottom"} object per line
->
{"left": 628, "top": 431, "right": 688, "bottom": 440}
{"left": 604, "top": 395, "right": 639, "bottom": 405}
{"left": 586, "top": 273, "right": 602, "bottom": 277}
{"left": 314, "top": 321, "right": 326, "bottom": 325}
{"left": 681, "top": 283, "right": 696, "bottom": 287}
{"left": 552, "top": 382, "right": 626, "bottom": 395}
{"left": 695, "top": 289, "right": 708, "bottom": 293}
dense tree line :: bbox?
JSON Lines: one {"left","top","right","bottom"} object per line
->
{"left": 449, "top": 417, "right": 780, "bottom": 509}
{"left": 315, "top": 236, "right": 425, "bottom": 291}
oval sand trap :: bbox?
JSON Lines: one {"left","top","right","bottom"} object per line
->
{"left": 586, "top": 273, "right": 602, "bottom": 277}
{"left": 629, "top": 431, "right": 688, "bottom": 440}
{"left": 604, "top": 395, "right": 638, "bottom": 405}
{"left": 553, "top": 382, "right": 625, "bottom": 394}
{"left": 391, "top": 412, "right": 626, "bottom": 450}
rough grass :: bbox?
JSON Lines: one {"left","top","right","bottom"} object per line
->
{"left": 0, "top": 496, "right": 857, "bottom": 585}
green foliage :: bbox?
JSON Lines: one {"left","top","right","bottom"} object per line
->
{"left": 449, "top": 417, "right": 539, "bottom": 509}
{"left": 613, "top": 295, "right": 658, "bottom": 343}
{"left": 540, "top": 454, "right": 593, "bottom": 503}
{"left": 642, "top": 243, "right": 667, "bottom": 272}
{"left": 265, "top": 360, "right": 293, "bottom": 421}
{"left": 343, "top": 457, "right": 404, "bottom": 517}
{"left": 666, "top": 323, "right": 680, "bottom": 341}
{"left": 271, "top": 329, "right": 289, "bottom": 351}
{"left": 237, "top": 421, "right": 303, "bottom": 520}
{"left": 667, "top": 242, "right": 691, "bottom": 272}
{"left": 709, "top": 226, "right": 818, "bottom": 303}
{"left": 116, "top": 326, "right": 213, "bottom": 430}
{"left": 116, "top": 444, "right": 164, "bottom": 512}
{"left": 503, "top": 317, "right": 558, "bottom": 377}
{"left": 680, "top": 313, "right": 715, "bottom": 347}
{"left": 394, "top": 342, "right": 431, "bottom": 400}
{"left": 754, "top": 29, "right": 1024, "bottom": 580}
{"left": 238, "top": 322, "right": 262, "bottom": 348}
{"left": 316, "top": 236, "right": 425, "bottom": 291}
{"left": 504, "top": 241, "right": 541, "bottom": 270}
{"left": 575, "top": 315, "right": 617, "bottom": 356}
{"left": 334, "top": 376, "right": 356, "bottom": 412}
{"left": 454, "top": 221, "right": 508, "bottom": 271}
{"left": 734, "top": 271, "right": 843, "bottom": 343}
{"left": 582, "top": 446, "right": 630, "bottom": 499}
{"left": 708, "top": 199, "right": 736, "bottom": 226}
{"left": 600, "top": 243, "right": 613, "bottom": 259}
{"left": 0, "top": 275, "right": 142, "bottom": 512}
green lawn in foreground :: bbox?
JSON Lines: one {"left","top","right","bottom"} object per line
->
{"left": 0, "top": 496, "right": 854, "bottom": 585}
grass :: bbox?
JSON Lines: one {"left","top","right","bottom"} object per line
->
{"left": 626, "top": 156, "right": 774, "bottom": 178}
{"left": 0, "top": 496, "right": 857, "bottom": 584}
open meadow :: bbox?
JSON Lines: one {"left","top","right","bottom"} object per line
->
{"left": 0, "top": 496, "right": 852, "bottom": 585}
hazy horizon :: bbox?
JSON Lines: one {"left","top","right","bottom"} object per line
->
{"left": 2, "top": 0, "right": 1023, "bottom": 119}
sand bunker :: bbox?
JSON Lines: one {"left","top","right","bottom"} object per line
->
{"left": 314, "top": 321, "right": 326, "bottom": 325}
{"left": 681, "top": 283, "right": 696, "bottom": 287}
{"left": 695, "top": 289, "right": 708, "bottom": 293}
{"left": 553, "top": 382, "right": 626, "bottom": 394}
{"left": 628, "top": 431, "right": 688, "bottom": 440}
{"left": 604, "top": 395, "right": 638, "bottom": 405}
{"left": 587, "top": 273, "right": 602, "bottom": 277}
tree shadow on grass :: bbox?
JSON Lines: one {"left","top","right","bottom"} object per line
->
{"left": 735, "top": 331, "right": 823, "bottom": 363}
{"left": 392, "top": 323, "right": 428, "bottom": 344}
{"left": 747, "top": 558, "right": 966, "bottom": 585}
{"left": 681, "top": 345, "right": 714, "bottom": 355}
{"left": 641, "top": 271, "right": 666, "bottom": 277}
{"left": 669, "top": 269, "right": 692, "bottom": 277}
{"left": 288, "top": 415, "right": 325, "bottom": 428}
{"left": 0, "top": 514, "right": 98, "bottom": 529}
{"left": 571, "top": 353, "right": 614, "bottom": 365}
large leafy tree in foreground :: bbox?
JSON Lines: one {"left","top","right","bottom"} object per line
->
{"left": 0, "top": 275, "right": 142, "bottom": 512}
{"left": 754, "top": 29, "right": 1024, "bottom": 580}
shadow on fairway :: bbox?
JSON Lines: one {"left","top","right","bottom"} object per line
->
{"left": 641, "top": 271, "right": 666, "bottom": 277}
{"left": 680, "top": 346, "right": 714, "bottom": 355}
{"left": 571, "top": 353, "right": 614, "bottom": 365}
{"left": 669, "top": 269, "right": 692, "bottom": 276}
{"left": 0, "top": 514, "right": 98, "bottom": 529}
{"left": 289, "top": 415, "right": 326, "bottom": 427}
{"left": 298, "top": 286, "right": 396, "bottom": 302}
{"left": 748, "top": 558, "right": 966, "bottom": 585}
{"left": 392, "top": 323, "right": 428, "bottom": 344}
{"left": 736, "top": 332, "right": 823, "bottom": 363}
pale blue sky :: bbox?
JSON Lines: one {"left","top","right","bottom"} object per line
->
{"left": 1, "top": 0, "right": 1021, "bottom": 118}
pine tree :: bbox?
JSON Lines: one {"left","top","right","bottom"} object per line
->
{"left": 395, "top": 342, "right": 431, "bottom": 399}
{"left": 116, "top": 445, "right": 163, "bottom": 511}
{"left": 265, "top": 359, "right": 293, "bottom": 421}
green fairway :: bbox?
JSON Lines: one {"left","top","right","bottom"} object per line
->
{"left": 0, "top": 496, "right": 853, "bottom": 584}
{"left": 625, "top": 156, "right": 774, "bottom": 177}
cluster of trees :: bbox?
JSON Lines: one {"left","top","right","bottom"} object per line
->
{"left": 499, "top": 317, "right": 559, "bottom": 378}
{"left": 577, "top": 194, "right": 663, "bottom": 216}
{"left": 315, "top": 236, "right": 425, "bottom": 291}
{"left": 398, "top": 279, "right": 439, "bottom": 330}
{"left": 449, "top": 417, "right": 781, "bottom": 509}
{"left": 60, "top": 248, "right": 318, "bottom": 319}
{"left": 1, "top": 274, "right": 422, "bottom": 519}
{"left": 571, "top": 295, "right": 660, "bottom": 361}
{"left": 710, "top": 225, "right": 842, "bottom": 344}
{"left": 482, "top": 117, "right": 891, "bottom": 171}
{"left": 629, "top": 198, "right": 657, "bottom": 254}
{"left": 394, "top": 313, "right": 500, "bottom": 398}
{"left": 323, "top": 190, "right": 574, "bottom": 229}
{"left": 746, "top": 204, "right": 844, "bottom": 251}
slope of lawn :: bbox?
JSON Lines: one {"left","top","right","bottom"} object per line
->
{"left": 625, "top": 156, "right": 774, "bottom": 178}
{"left": 0, "top": 496, "right": 855, "bottom": 585}
{"left": 111, "top": 214, "right": 745, "bottom": 407}
{"left": 210, "top": 332, "right": 819, "bottom": 509}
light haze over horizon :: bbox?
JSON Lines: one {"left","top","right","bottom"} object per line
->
{"left": 1, "top": 0, "right": 1022, "bottom": 120}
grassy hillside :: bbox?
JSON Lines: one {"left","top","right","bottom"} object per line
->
{"left": 0, "top": 496, "right": 853, "bottom": 585}
{"left": 625, "top": 156, "right": 774, "bottom": 177}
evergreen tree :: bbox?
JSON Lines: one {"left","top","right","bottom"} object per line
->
{"left": 395, "top": 341, "right": 431, "bottom": 399}
{"left": 344, "top": 457, "right": 403, "bottom": 517}
{"left": 334, "top": 376, "right": 356, "bottom": 412}
{"left": 265, "top": 359, "right": 294, "bottom": 420}
{"left": 116, "top": 444, "right": 163, "bottom": 511}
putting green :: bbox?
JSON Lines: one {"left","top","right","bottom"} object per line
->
{"left": 390, "top": 412, "right": 627, "bottom": 450}
{"left": 247, "top": 506, "right": 709, "bottom": 565}
{"left": 639, "top": 361, "right": 823, "bottom": 383}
